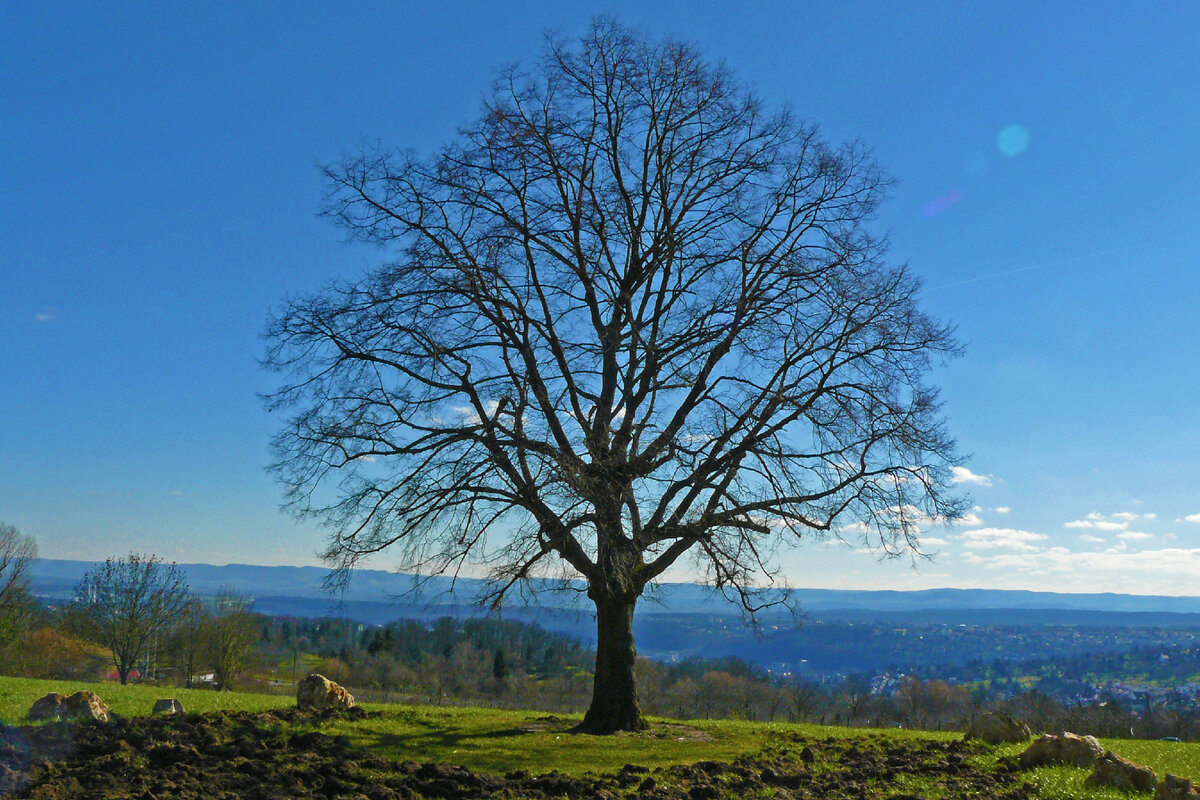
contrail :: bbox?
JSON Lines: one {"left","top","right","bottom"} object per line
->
{"left": 926, "top": 244, "right": 1133, "bottom": 292}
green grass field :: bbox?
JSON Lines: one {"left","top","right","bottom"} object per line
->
{"left": 4, "top": 675, "right": 1200, "bottom": 798}
{"left": 0, "top": 675, "right": 292, "bottom": 723}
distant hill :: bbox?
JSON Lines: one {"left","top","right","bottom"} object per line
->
{"left": 31, "top": 557, "right": 1200, "bottom": 620}
{"left": 31, "top": 558, "right": 1200, "bottom": 674}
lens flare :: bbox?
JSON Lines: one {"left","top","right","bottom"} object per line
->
{"left": 997, "top": 124, "right": 1030, "bottom": 157}
{"left": 921, "top": 189, "right": 963, "bottom": 219}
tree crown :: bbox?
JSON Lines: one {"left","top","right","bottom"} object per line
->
{"left": 264, "top": 18, "right": 966, "bottom": 610}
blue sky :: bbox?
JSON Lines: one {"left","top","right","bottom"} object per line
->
{"left": 3, "top": 2, "right": 1199, "bottom": 594}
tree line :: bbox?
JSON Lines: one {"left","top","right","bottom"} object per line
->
{"left": 0, "top": 529, "right": 257, "bottom": 691}
{"left": 8, "top": 522, "right": 1200, "bottom": 741}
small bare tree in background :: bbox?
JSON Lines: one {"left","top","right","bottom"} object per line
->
{"left": 0, "top": 522, "right": 37, "bottom": 646}
{"left": 165, "top": 596, "right": 210, "bottom": 688}
{"left": 265, "top": 17, "right": 966, "bottom": 732}
{"left": 72, "top": 554, "right": 189, "bottom": 684}
{"left": 208, "top": 590, "right": 257, "bottom": 691}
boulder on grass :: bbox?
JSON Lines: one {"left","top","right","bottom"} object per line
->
{"left": 28, "top": 692, "right": 67, "bottom": 722}
{"left": 152, "top": 698, "right": 185, "bottom": 715}
{"left": 28, "top": 691, "right": 110, "bottom": 723}
{"left": 1156, "top": 774, "right": 1200, "bottom": 800}
{"left": 964, "top": 712, "right": 1032, "bottom": 744}
{"left": 1085, "top": 751, "right": 1156, "bottom": 793}
{"left": 61, "top": 691, "right": 109, "bottom": 723}
{"left": 296, "top": 673, "right": 355, "bottom": 711}
{"left": 1018, "top": 732, "right": 1103, "bottom": 769}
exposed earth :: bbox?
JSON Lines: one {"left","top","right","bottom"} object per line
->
{"left": 0, "top": 709, "right": 1033, "bottom": 800}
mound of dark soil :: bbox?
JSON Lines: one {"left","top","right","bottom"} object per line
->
{"left": 0, "top": 710, "right": 1032, "bottom": 800}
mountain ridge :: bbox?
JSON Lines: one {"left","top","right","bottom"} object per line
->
{"left": 29, "top": 557, "right": 1200, "bottom": 616}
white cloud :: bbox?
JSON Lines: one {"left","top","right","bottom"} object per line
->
{"left": 955, "top": 544, "right": 1200, "bottom": 594}
{"left": 820, "top": 538, "right": 855, "bottom": 550}
{"left": 35, "top": 312, "right": 56, "bottom": 323}
{"left": 994, "top": 506, "right": 1011, "bottom": 514}
{"left": 951, "top": 466, "right": 993, "bottom": 486}
{"left": 1111, "top": 511, "right": 1157, "bottom": 522}
{"left": 452, "top": 400, "right": 502, "bottom": 425}
{"left": 961, "top": 550, "right": 1043, "bottom": 569}
{"left": 935, "top": 510, "right": 1200, "bottom": 593}
{"left": 1068, "top": 511, "right": 1160, "bottom": 531}
{"left": 876, "top": 504, "right": 981, "bottom": 529}
{"left": 958, "top": 527, "right": 1047, "bottom": 552}
{"left": 1065, "top": 518, "right": 1128, "bottom": 531}
{"left": 745, "top": 514, "right": 790, "bottom": 530}
{"left": 1185, "top": 514, "right": 1200, "bottom": 524}
{"left": 968, "top": 546, "right": 1200, "bottom": 582}
{"left": 921, "top": 537, "right": 949, "bottom": 547}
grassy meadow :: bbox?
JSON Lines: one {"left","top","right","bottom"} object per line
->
{"left": 0, "top": 675, "right": 292, "bottom": 723}
{"left": 4, "top": 675, "right": 1200, "bottom": 799}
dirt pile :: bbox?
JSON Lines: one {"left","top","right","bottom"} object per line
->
{"left": 0, "top": 710, "right": 1032, "bottom": 800}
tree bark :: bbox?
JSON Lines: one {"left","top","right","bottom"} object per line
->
{"left": 576, "top": 593, "right": 647, "bottom": 734}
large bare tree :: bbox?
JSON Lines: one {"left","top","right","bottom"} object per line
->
{"left": 265, "top": 18, "right": 966, "bottom": 733}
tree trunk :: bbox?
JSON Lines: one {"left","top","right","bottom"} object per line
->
{"left": 576, "top": 593, "right": 646, "bottom": 734}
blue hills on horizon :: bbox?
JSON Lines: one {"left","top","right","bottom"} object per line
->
{"left": 28, "top": 557, "right": 1200, "bottom": 618}
{"left": 31, "top": 558, "right": 1200, "bottom": 670}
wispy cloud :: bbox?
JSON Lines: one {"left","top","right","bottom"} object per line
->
{"left": 1065, "top": 518, "right": 1128, "bottom": 531}
{"left": 951, "top": 466, "right": 994, "bottom": 486}
{"left": 945, "top": 511, "right": 1196, "bottom": 592}
{"left": 994, "top": 506, "right": 1011, "bottom": 514}
{"left": 967, "top": 546, "right": 1200, "bottom": 583}
{"left": 1111, "top": 511, "right": 1156, "bottom": 522}
{"left": 452, "top": 400, "right": 502, "bottom": 425}
{"left": 1064, "top": 511, "right": 1157, "bottom": 532}
{"left": 35, "top": 311, "right": 57, "bottom": 323}
{"left": 958, "top": 527, "right": 1047, "bottom": 552}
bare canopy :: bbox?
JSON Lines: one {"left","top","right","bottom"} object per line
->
{"left": 0, "top": 522, "right": 37, "bottom": 645}
{"left": 73, "top": 554, "right": 189, "bottom": 685}
{"left": 265, "top": 18, "right": 965, "bottom": 732}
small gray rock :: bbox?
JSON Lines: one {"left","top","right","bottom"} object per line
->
{"left": 152, "top": 698, "right": 185, "bottom": 715}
